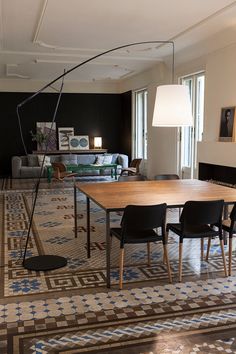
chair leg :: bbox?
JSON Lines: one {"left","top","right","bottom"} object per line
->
{"left": 220, "top": 239, "right": 228, "bottom": 277}
{"left": 163, "top": 244, "right": 172, "bottom": 283}
{"left": 179, "top": 241, "right": 183, "bottom": 282}
{"left": 201, "top": 238, "right": 204, "bottom": 261}
{"left": 163, "top": 231, "right": 169, "bottom": 264}
{"left": 206, "top": 237, "right": 211, "bottom": 262}
{"left": 110, "top": 236, "right": 113, "bottom": 252}
{"left": 147, "top": 242, "right": 151, "bottom": 266}
{"left": 229, "top": 237, "right": 232, "bottom": 276}
{"left": 119, "top": 248, "right": 125, "bottom": 290}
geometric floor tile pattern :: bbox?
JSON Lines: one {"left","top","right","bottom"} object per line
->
{"left": 1, "top": 179, "right": 236, "bottom": 353}
{"left": 3, "top": 187, "right": 235, "bottom": 297}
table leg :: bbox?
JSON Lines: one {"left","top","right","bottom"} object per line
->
{"left": 111, "top": 168, "right": 114, "bottom": 179}
{"left": 223, "top": 205, "right": 229, "bottom": 245}
{"left": 74, "top": 185, "right": 78, "bottom": 238}
{"left": 106, "top": 211, "right": 111, "bottom": 288}
{"left": 87, "top": 197, "right": 91, "bottom": 258}
{"left": 114, "top": 166, "right": 117, "bottom": 180}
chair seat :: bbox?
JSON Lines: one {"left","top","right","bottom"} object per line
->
{"left": 167, "top": 223, "right": 220, "bottom": 238}
{"left": 121, "top": 167, "right": 137, "bottom": 175}
{"left": 110, "top": 227, "right": 163, "bottom": 243}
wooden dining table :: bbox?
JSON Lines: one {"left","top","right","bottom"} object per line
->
{"left": 74, "top": 179, "right": 236, "bottom": 288}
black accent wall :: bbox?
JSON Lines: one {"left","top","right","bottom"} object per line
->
{"left": 0, "top": 91, "right": 132, "bottom": 175}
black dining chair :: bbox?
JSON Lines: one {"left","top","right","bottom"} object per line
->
{"left": 154, "top": 174, "right": 181, "bottom": 221}
{"left": 118, "top": 175, "right": 147, "bottom": 182}
{"left": 110, "top": 203, "right": 172, "bottom": 289}
{"left": 208, "top": 203, "right": 236, "bottom": 276}
{"left": 154, "top": 174, "right": 180, "bottom": 180}
{"left": 166, "top": 199, "right": 227, "bottom": 281}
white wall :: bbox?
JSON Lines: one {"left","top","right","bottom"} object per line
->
{"left": 198, "top": 42, "right": 236, "bottom": 168}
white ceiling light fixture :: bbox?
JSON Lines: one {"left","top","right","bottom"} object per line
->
{"left": 152, "top": 42, "right": 193, "bottom": 127}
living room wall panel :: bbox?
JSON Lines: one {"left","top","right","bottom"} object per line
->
{"left": 0, "top": 91, "right": 131, "bottom": 175}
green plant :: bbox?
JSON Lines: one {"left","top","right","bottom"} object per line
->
{"left": 30, "top": 130, "right": 48, "bottom": 145}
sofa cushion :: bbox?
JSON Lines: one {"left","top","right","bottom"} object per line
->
{"left": 77, "top": 154, "right": 96, "bottom": 165}
{"left": 38, "top": 155, "right": 51, "bottom": 167}
{"left": 50, "top": 155, "right": 61, "bottom": 163}
{"left": 20, "top": 166, "right": 46, "bottom": 178}
{"left": 95, "top": 155, "right": 105, "bottom": 165}
{"left": 111, "top": 153, "right": 119, "bottom": 164}
{"left": 61, "top": 154, "right": 77, "bottom": 165}
{"left": 27, "top": 154, "right": 39, "bottom": 167}
{"left": 103, "top": 154, "right": 113, "bottom": 164}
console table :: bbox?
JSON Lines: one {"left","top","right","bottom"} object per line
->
{"left": 33, "top": 149, "right": 107, "bottom": 155}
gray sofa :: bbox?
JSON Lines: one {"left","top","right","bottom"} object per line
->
{"left": 11, "top": 153, "right": 129, "bottom": 179}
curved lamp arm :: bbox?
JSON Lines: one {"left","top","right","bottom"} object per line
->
{"left": 17, "top": 40, "right": 174, "bottom": 109}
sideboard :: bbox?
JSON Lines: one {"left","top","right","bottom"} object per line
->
{"left": 32, "top": 149, "right": 108, "bottom": 155}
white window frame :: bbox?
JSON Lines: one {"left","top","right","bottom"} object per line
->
{"left": 132, "top": 88, "right": 148, "bottom": 159}
{"left": 178, "top": 72, "right": 205, "bottom": 179}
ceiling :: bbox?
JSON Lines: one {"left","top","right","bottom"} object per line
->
{"left": 1, "top": 0, "right": 236, "bottom": 83}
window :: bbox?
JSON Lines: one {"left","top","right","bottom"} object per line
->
{"left": 179, "top": 72, "right": 205, "bottom": 178}
{"left": 133, "top": 89, "right": 147, "bottom": 159}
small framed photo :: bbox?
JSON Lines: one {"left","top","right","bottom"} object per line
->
{"left": 219, "top": 107, "right": 236, "bottom": 142}
{"left": 58, "top": 127, "right": 74, "bottom": 150}
{"left": 69, "top": 135, "right": 90, "bottom": 150}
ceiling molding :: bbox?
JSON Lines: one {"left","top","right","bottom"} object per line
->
{"left": 169, "top": 1, "right": 236, "bottom": 44}
{"left": 6, "top": 64, "right": 30, "bottom": 79}
{"left": 0, "top": 49, "right": 161, "bottom": 63}
{"left": 32, "top": 0, "right": 48, "bottom": 45}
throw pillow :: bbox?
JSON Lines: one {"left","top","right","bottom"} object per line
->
{"left": 103, "top": 154, "right": 113, "bottom": 164}
{"left": 38, "top": 155, "right": 51, "bottom": 167}
{"left": 27, "top": 154, "right": 39, "bottom": 167}
{"left": 111, "top": 153, "right": 119, "bottom": 164}
{"left": 95, "top": 155, "right": 104, "bottom": 165}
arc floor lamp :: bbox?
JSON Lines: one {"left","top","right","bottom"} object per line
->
{"left": 17, "top": 40, "right": 193, "bottom": 271}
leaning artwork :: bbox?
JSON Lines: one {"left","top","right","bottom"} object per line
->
{"left": 58, "top": 127, "right": 74, "bottom": 150}
{"left": 219, "top": 106, "right": 236, "bottom": 142}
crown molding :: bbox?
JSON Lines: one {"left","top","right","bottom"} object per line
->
{"left": 6, "top": 64, "right": 30, "bottom": 79}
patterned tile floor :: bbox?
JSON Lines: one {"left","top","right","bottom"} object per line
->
{"left": 1, "top": 178, "right": 236, "bottom": 353}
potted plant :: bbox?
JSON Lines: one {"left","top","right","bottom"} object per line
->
{"left": 30, "top": 130, "right": 48, "bottom": 151}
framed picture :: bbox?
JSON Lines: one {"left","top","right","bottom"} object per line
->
{"left": 58, "top": 127, "right": 74, "bottom": 150}
{"left": 36, "top": 122, "right": 57, "bottom": 151}
{"left": 69, "top": 135, "right": 90, "bottom": 150}
{"left": 219, "top": 107, "right": 236, "bottom": 142}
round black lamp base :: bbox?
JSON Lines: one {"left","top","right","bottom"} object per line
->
{"left": 23, "top": 255, "right": 67, "bottom": 271}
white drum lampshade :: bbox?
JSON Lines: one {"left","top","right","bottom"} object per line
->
{"left": 94, "top": 137, "right": 102, "bottom": 148}
{"left": 152, "top": 85, "right": 193, "bottom": 127}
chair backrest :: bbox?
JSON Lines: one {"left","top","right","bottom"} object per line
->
{"left": 154, "top": 174, "right": 179, "bottom": 180}
{"left": 118, "top": 175, "right": 146, "bottom": 182}
{"left": 121, "top": 203, "right": 167, "bottom": 232}
{"left": 230, "top": 203, "right": 236, "bottom": 221}
{"left": 130, "top": 158, "right": 142, "bottom": 170}
{"left": 180, "top": 200, "right": 224, "bottom": 228}
{"left": 51, "top": 162, "right": 66, "bottom": 172}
